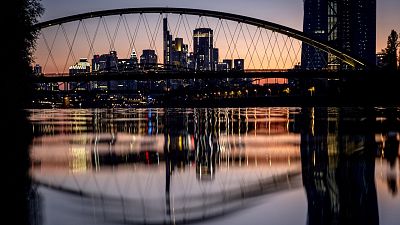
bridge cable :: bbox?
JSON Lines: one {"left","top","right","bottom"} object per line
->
{"left": 91, "top": 18, "right": 102, "bottom": 57}
{"left": 194, "top": 15, "right": 202, "bottom": 29}
{"left": 285, "top": 36, "right": 295, "bottom": 67}
{"left": 82, "top": 19, "right": 96, "bottom": 60}
{"left": 274, "top": 32, "right": 286, "bottom": 69}
{"left": 172, "top": 14, "right": 183, "bottom": 39}
{"left": 220, "top": 20, "right": 238, "bottom": 60}
{"left": 288, "top": 37, "right": 300, "bottom": 68}
{"left": 61, "top": 21, "right": 80, "bottom": 73}
{"left": 142, "top": 13, "right": 153, "bottom": 50}
{"left": 182, "top": 15, "right": 193, "bottom": 52}
{"left": 281, "top": 35, "right": 291, "bottom": 68}
{"left": 249, "top": 26, "right": 264, "bottom": 69}
{"left": 142, "top": 13, "right": 163, "bottom": 57}
{"left": 123, "top": 14, "right": 142, "bottom": 59}
{"left": 265, "top": 30, "right": 274, "bottom": 69}
{"left": 242, "top": 24, "right": 260, "bottom": 69}
{"left": 101, "top": 17, "right": 114, "bottom": 51}
{"left": 213, "top": 19, "right": 223, "bottom": 48}
{"left": 270, "top": 32, "right": 281, "bottom": 69}
{"left": 110, "top": 15, "right": 123, "bottom": 53}
{"left": 231, "top": 22, "right": 243, "bottom": 60}
{"left": 41, "top": 26, "right": 60, "bottom": 74}
{"left": 259, "top": 29, "right": 270, "bottom": 70}
{"left": 122, "top": 14, "right": 136, "bottom": 59}
{"left": 152, "top": 14, "right": 164, "bottom": 59}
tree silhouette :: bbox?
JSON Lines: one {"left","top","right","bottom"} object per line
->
{"left": 385, "top": 30, "right": 399, "bottom": 71}
{"left": 5, "top": 1, "right": 43, "bottom": 225}
{"left": 6, "top": 0, "right": 43, "bottom": 109}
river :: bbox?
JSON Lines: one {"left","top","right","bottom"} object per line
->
{"left": 25, "top": 107, "right": 399, "bottom": 225}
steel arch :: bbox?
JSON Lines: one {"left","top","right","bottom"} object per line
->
{"left": 34, "top": 7, "right": 366, "bottom": 69}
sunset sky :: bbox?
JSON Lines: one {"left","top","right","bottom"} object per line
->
{"left": 36, "top": 0, "right": 400, "bottom": 73}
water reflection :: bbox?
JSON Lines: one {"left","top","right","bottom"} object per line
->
{"left": 300, "top": 108, "right": 379, "bottom": 225}
{"left": 27, "top": 107, "right": 400, "bottom": 225}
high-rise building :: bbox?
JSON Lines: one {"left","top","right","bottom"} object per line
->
{"left": 337, "top": 0, "right": 376, "bottom": 67}
{"left": 140, "top": 49, "right": 158, "bottom": 66}
{"left": 302, "top": 0, "right": 376, "bottom": 69}
{"left": 92, "top": 51, "right": 118, "bottom": 72}
{"left": 234, "top": 59, "right": 245, "bottom": 71}
{"left": 193, "top": 28, "right": 214, "bottom": 71}
{"left": 212, "top": 48, "right": 219, "bottom": 71}
{"left": 171, "top": 38, "right": 188, "bottom": 68}
{"left": 163, "top": 17, "right": 173, "bottom": 66}
{"left": 164, "top": 17, "right": 189, "bottom": 70}
{"left": 69, "top": 58, "right": 90, "bottom": 75}
{"left": 222, "top": 59, "right": 233, "bottom": 71}
{"left": 69, "top": 58, "right": 91, "bottom": 90}
{"left": 301, "top": 0, "right": 328, "bottom": 70}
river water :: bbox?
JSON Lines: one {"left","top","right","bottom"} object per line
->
{"left": 26, "top": 107, "right": 399, "bottom": 225}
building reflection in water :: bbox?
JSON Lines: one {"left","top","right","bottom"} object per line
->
{"left": 29, "top": 108, "right": 303, "bottom": 224}
{"left": 300, "top": 108, "right": 379, "bottom": 225}
{"left": 27, "top": 107, "right": 400, "bottom": 225}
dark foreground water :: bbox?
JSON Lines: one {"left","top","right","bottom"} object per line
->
{"left": 25, "top": 107, "right": 399, "bottom": 225}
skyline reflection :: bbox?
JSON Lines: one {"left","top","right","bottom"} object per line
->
{"left": 27, "top": 107, "right": 400, "bottom": 225}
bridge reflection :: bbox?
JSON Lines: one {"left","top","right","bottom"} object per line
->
{"left": 28, "top": 107, "right": 399, "bottom": 224}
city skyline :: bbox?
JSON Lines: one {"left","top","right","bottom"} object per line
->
{"left": 33, "top": 1, "right": 399, "bottom": 74}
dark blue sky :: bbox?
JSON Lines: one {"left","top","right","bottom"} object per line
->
{"left": 40, "top": 0, "right": 400, "bottom": 52}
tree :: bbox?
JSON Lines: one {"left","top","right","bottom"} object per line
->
{"left": 385, "top": 30, "right": 399, "bottom": 71}
{"left": 4, "top": 1, "right": 43, "bottom": 225}
{"left": 5, "top": 0, "right": 43, "bottom": 109}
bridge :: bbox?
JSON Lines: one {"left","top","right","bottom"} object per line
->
{"left": 33, "top": 7, "right": 368, "bottom": 79}
{"left": 31, "top": 7, "right": 386, "bottom": 108}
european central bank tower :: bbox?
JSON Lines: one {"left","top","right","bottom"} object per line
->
{"left": 301, "top": 0, "right": 376, "bottom": 70}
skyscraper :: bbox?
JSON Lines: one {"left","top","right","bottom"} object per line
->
{"left": 140, "top": 49, "right": 158, "bottom": 66}
{"left": 163, "top": 17, "right": 173, "bottom": 66}
{"left": 337, "top": 0, "right": 376, "bottom": 67}
{"left": 163, "top": 17, "right": 189, "bottom": 69}
{"left": 301, "top": 0, "right": 328, "bottom": 70}
{"left": 171, "top": 38, "right": 188, "bottom": 68}
{"left": 193, "top": 28, "right": 214, "bottom": 71}
{"left": 302, "top": 0, "right": 376, "bottom": 69}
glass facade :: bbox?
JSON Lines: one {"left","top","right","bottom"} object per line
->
{"left": 302, "top": 0, "right": 376, "bottom": 70}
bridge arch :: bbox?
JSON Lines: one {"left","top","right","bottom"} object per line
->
{"left": 34, "top": 7, "right": 367, "bottom": 71}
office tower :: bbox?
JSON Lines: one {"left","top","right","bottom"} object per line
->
{"left": 92, "top": 51, "right": 119, "bottom": 72}
{"left": 212, "top": 48, "right": 219, "bottom": 71}
{"left": 301, "top": 0, "right": 376, "bottom": 69}
{"left": 222, "top": 59, "right": 233, "bottom": 71}
{"left": 171, "top": 38, "right": 188, "bottom": 68}
{"left": 163, "top": 17, "right": 173, "bottom": 66}
{"left": 140, "top": 49, "right": 158, "bottom": 66}
{"left": 234, "top": 59, "right": 245, "bottom": 71}
{"left": 68, "top": 58, "right": 91, "bottom": 90}
{"left": 337, "top": 0, "right": 376, "bottom": 66}
{"left": 69, "top": 58, "right": 90, "bottom": 75}
{"left": 164, "top": 17, "right": 189, "bottom": 69}
{"left": 193, "top": 28, "right": 214, "bottom": 71}
{"left": 301, "top": 0, "right": 328, "bottom": 70}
